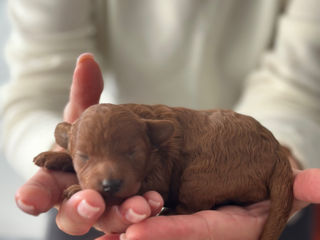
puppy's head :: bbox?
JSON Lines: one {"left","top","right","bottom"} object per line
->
{"left": 55, "top": 104, "right": 174, "bottom": 202}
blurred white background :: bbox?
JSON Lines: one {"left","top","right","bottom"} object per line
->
{"left": 0, "top": 1, "right": 47, "bottom": 239}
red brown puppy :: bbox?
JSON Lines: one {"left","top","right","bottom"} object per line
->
{"left": 34, "top": 103, "right": 293, "bottom": 240}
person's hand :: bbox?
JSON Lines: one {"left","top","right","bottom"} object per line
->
{"left": 15, "top": 53, "right": 320, "bottom": 240}
{"left": 95, "top": 168, "right": 320, "bottom": 240}
{"left": 15, "top": 53, "right": 164, "bottom": 236}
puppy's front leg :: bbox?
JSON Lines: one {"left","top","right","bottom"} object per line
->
{"left": 33, "top": 151, "right": 74, "bottom": 172}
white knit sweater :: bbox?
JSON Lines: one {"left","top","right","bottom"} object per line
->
{"left": 1, "top": 0, "right": 320, "bottom": 179}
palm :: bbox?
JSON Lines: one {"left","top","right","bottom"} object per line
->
{"left": 109, "top": 202, "right": 264, "bottom": 240}
{"left": 100, "top": 169, "right": 319, "bottom": 240}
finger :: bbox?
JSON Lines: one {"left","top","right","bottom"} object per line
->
{"left": 291, "top": 168, "right": 320, "bottom": 212}
{"left": 95, "top": 196, "right": 152, "bottom": 234}
{"left": 94, "top": 192, "right": 163, "bottom": 240}
{"left": 294, "top": 168, "right": 320, "bottom": 203}
{"left": 142, "top": 191, "right": 164, "bottom": 216}
{"left": 64, "top": 53, "right": 104, "bottom": 122}
{"left": 122, "top": 209, "right": 264, "bottom": 240}
{"left": 15, "top": 169, "right": 77, "bottom": 216}
{"left": 56, "top": 189, "right": 105, "bottom": 236}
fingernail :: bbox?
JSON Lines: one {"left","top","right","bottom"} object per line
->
{"left": 16, "top": 198, "right": 37, "bottom": 215}
{"left": 77, "top": 199, "right": 101, "bottom": 219}
{"left": 76, "top": 52, "right": 95, "bottom": 64}
{"left": 125, "top": 208, "right": 147, "bottom": 223}
{"left": 120, "top": 233, "right": 128, "bottom": 240}
{"left": 148, "top": 199, "right": 161, "bottom": 208}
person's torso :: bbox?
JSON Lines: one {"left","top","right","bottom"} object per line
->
{"left": 95, "top": 0, "right": 282, "bottom": 109}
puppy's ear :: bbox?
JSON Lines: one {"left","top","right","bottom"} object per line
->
{"left": 54, "top": 122, "right": 71, "bottom": 149}
{"left": 144, "top": 120, "right": 174, "bottom": 146}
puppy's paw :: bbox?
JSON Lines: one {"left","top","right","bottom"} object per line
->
{"left": 64, "top": 184, "right": 82, "bottom": 199}
{"left": 33, "top": 151, "right": 74, "bottom": 172}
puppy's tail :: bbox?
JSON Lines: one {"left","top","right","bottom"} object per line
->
{"left": 260, "top": 147, "right": 294, "bottom": 240}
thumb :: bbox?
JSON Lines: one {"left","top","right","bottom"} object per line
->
{"left": 64, "top": 53, "right": 104, "bottom": 122}
{"left": 294, "top": 168, "right": 320, "bottom": 203}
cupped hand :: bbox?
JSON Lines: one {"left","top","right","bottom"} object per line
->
{"left": 95, "top": 168, "right": 320, "bottom": 240}
{"left": 15, "top": 53, "right": 164, "bottom": 236}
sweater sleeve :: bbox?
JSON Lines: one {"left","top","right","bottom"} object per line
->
{"left": 0, "top": 0, "right": 97, "bottom": 179}
{"left": 235, "top": 0, "right": 320, "bottom": 168}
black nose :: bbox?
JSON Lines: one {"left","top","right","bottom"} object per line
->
{"left": 101, "top": 179, "right": 122, "bottom": 194}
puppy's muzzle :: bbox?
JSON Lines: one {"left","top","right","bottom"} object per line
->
{"left": 102, "top": 179, "right": 123, "bottom": 194}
